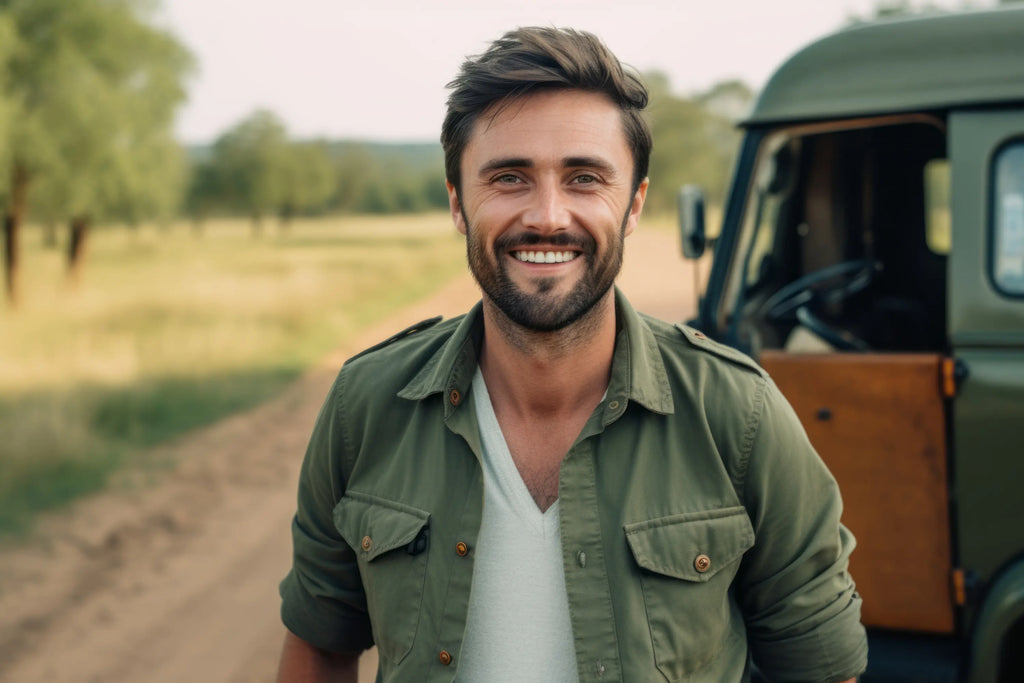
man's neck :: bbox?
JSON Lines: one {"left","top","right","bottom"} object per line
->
{"left": 478, "top": 290, "right": 618, "bottom": 420}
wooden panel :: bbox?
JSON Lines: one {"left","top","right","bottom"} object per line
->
{"left": 759, "top": 352, "right": 954, "bottom": 633}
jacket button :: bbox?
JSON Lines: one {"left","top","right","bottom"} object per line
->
{"left": 449, "top": 389, "right": 461, "bottom": 406}
{"left": 439, "top": 649, "right": 452, "bottom": 665}
{"left": 455, "top": 541, "right": 469, "bottom": 557}
{"left": 694, "top": 554, "right": 711, "bottom": 573}
{"left": 577, "top": 551, "right": 587, "bottom": 568}
{"left": 361, "top": 536, "right": 372, "bottom": 552}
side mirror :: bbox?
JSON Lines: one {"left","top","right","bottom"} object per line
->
{"left": 678, "top": 185, "right": 706, "bottom": 259}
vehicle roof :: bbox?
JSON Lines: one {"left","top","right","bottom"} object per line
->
{"left": 745, "top": 6, "right": 1024, "bottom": 126}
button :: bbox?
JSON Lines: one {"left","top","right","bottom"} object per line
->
{"left": 449, "top": 389, "right": 461, "bottom": 406}
{"left": 693, "top": 331, "right": 707, "bottom": 340}
{"left": 455, "top": 541, "right": 469, "bottom": 557}
{"left": 694, "top": 554, "right": 711, "bottom": 573}
{"left": 361, "top": 535, "right": 372, "bottom": 552}
{"left": 577, "top": 551, "right": 587, "bottom": 568}
{"left": 608, "top": 400, "right": 620, "bottom": 411}
{"left": 439, "top": 649, "right": 452, "bottom": 665}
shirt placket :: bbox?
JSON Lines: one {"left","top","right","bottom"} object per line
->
{"left": 559, "top": 425, "right": 623, "bottom": 681}
{"left": 428, "top": 379, "right": 485, "bottom": 681}
{"left": 431, "top": 463, "right": 482, "bottom": 680}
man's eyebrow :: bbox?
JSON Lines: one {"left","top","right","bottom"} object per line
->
{"left": 479, "top": 158, "right": 533, "bottom": 175}
{"left": 564, "top": 156, "right": 617, "bottom": 175}
{"left": 478, "top": 156, "right": 618, "bottom": 175}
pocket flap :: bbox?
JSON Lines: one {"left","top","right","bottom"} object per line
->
{"left": 624, "top": 506, "right": 754, "bottom": 582}
{"left": 334, "top": 492, "right": 430, "bottom": 562}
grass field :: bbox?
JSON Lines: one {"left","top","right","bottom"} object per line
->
{"left": 0, "top": 213, "right": 467, "bottom": 535}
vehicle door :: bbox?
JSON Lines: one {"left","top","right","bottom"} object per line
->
{"left": 947, "top": 110, "right": 1024, "bottom": 607}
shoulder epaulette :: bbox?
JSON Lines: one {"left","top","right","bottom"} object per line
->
{"left": 674, "top": 323, "right": 766, "bottom": 377}
{"left": 346, "top": 316, "right": 443, "bottom": 364}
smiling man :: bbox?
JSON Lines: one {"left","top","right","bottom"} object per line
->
{"left": 277, "top": 27, "right": 867, "bottom": 682}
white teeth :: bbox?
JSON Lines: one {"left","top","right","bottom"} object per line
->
{"left": 513, "top": 251, "right": 578, "bottom": 264}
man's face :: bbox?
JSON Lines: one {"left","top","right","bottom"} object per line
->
{"left": 448, "top": 89, "right": 648, "bottom": 332}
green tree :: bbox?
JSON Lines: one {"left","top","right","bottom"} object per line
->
{"left": 183, "top": 156, "right": 222, "bottom": 231}
{"left": 277, "top": 140, "right": 336, "bottom": 225}
{"left": 331, "top": 148, "right": 364, "bottom": 212}
{"left": 0, "top": 0, "right": 192, "bottom": 300}
{"left": 330, "top": 142, "right": 376, "bottom": 214}
{"left": 208, "top": 109, "right": 290, "bottom": 234}
{"left": 645, "top": 72, "right": 750, "bottom": 213}
{"left": 0, "top": 10, "right": 21, "bottom": 301}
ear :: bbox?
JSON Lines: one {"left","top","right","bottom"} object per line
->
{"left": 623, "top": 177, "right": 649, "bottom": 237}
{"left": 447, "top": 181, "right": 467, "bottom": 235}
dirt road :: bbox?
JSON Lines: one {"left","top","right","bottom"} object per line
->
{"left": 0, "top": 226, "right": 702, "bottom": 682}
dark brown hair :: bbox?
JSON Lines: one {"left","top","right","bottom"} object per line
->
{"left": 441, "top": 27, "right": 651, "bottom": 194}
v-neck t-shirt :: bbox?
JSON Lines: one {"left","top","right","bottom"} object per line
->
{"left": 455, "top": 369, "right": 579, "bottom": 682}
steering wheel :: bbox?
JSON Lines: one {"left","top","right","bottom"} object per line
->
{"left": 761, "top": 259, "right": 881, "bottom": 351}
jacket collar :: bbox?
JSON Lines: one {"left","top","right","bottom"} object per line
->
{"left": 397, "top": 288, "right": 674, "bottom": 418}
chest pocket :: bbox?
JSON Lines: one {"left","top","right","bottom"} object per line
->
{"left": 334, "top": 492, "right": 430, "bottom": 665}
{"left": 624, "top": 506, "right": 754, "bottom": 681}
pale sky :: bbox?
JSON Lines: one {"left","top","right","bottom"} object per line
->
{"left": 156, "top": 0, "right": 990, "bottom": 145}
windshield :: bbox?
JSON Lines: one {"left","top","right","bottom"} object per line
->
{"left": 711, "top": 116, "right": 949, "bottom": 355}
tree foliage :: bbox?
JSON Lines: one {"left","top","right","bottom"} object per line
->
{"left": 277, "top": 140, "right": 336, "bottom": 222}
{"left": 645, "top": 73, "right": 753, "bottom": 213}
{"left": 206, "top": 109, "right": 289, "bottom": 228}
{"left": 327, "top": 141, "right": 446, "bottom": 215}
{"left": 191, "top": 111, "right": 340, "bottom": 229}
{"left": 0, "top": 0, "right": 192, "bottom": 301}
{"left": 187, "top": 126, "right": 450, "bottom": 224}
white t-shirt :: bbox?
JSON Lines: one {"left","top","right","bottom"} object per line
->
{"left": 455, "top": 370, "right": 579, "bottom": 682}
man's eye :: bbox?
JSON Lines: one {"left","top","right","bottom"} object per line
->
{"left": 495, "top": 174, "right": 522, "bottom": 184}
{"left": 572, "top": 174, "right": 598, "bottom": 184}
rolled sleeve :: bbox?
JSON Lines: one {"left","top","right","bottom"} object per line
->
{"left": 279, "top": 371, "right": 374, "bottom": 654}
{"left": 737, "top": 378, "right": 868, "bottom": 681}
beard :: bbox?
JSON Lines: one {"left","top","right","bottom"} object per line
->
{"left": 463, "top": 208, "right": 629, "bottom": 333}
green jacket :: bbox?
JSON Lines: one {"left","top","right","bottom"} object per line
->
{"left": 280, "top": 289, "right": 867, "bottom": 682}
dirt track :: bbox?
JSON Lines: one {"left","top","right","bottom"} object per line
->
{"left": 0, "top": 226, "right": 702, "bottom": 682}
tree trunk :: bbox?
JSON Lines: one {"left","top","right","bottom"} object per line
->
{"left": 2, "top": 214, "right": 19, "bottom": 306}
{"left": 3, "top": 164, "right": 30, "bottom": 307}
{"left": 279, "top": 203, "right": 294, "bottom": 231}
{"left": 67, "top": 216, "right": 90, "bottom": 287}
{"left": 43, "top": 222, "right": 59, "bottom": 248}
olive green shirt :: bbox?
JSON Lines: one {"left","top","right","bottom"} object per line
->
{"left": 280, "top": 289, "right": 867, "bottom": 682}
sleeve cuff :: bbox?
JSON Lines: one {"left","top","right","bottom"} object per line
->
{"left": 279, "top": 571, "right": 375, "bottom": 654}
{"left": 750, "top": 594, "right": 868, "bottom": 682}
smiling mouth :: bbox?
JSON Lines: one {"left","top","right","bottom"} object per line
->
{"left": 511, "top": 250, "right": 580, "bottom": 264}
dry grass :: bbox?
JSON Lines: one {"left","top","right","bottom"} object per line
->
{"left": 0, "top": 213, "right": 466, "bottom": 533}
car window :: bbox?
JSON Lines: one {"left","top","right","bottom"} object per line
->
{"left": 993, "top": 143, "right": 1024, "bottom": 296}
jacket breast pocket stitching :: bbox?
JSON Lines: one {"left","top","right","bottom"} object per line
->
{"left": 624, "top": 505, "right": 754, "bottom": 581}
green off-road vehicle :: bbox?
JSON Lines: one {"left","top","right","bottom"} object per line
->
{"left": 678, "top": 6, "right": 1024, "bottom": 681}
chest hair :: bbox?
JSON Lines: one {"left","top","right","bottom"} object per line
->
{"left": 496, "top": 409, "right": 593, "bottom": 512}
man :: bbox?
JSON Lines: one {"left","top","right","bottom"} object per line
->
{"left": 277, "top": 27, "right": 867, "bottom": 682}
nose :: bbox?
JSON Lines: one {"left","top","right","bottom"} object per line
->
{"left": 522, "top": 180, "right": 571, "bottom": 234}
